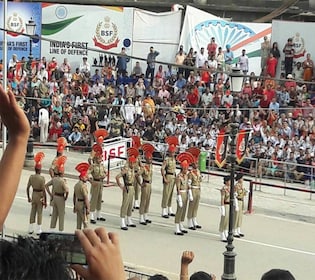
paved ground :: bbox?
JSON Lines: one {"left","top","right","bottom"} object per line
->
{"left": 2, "top": 146, "right": 315, "bottom": 279}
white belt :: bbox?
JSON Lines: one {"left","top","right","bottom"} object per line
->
{"left": 192, "top": 186, "right": 200, "bottom": 189}
{"left": 179, "top": 190, "right": 187, "bottom": 193}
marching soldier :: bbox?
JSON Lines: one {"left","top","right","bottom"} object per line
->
{"left": 186, "top": 147, "right": 202, "bottom": 230}
{"left": 219, "top": 175, "right": 231, "bottom": 242}
{"left": 27, "top": 152, "right": 47, "bottom": 235}
{"left": 48, "top": 137, "right": 67, "bottom": 216}
{"left": 138, "top": 143, "right": 154, "bottom": 225}
{"left": 174, "top": 152, "right": 194, "bottom": 235}
{"left": 73, "top": 162, "right": 90, "bottom": 230}
{"left": 88, "top": 129, "right": 108, "bottom": 165}
{"left": 233, "top": 173, "right": 247, "bottom": 238}
{"left": 49, "top": 137, "right": 67, "bottom": 178}
{"left": 88, "top": 144, "right": 107, "bottom": 224}
{"left": 45, "top": 156, "right": 69, "bottom": 232}
{"left": 131, "top": 136, "right": 142, "bottom": 210}
{"left": 116, "top": 147, "right": 139, "bottom": 230}
{"left": 161, "top": 136, "right": 178, "bottom": 218}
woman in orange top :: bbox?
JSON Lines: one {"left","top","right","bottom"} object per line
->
{"left": 303, "top": 53, "right": 314, "bottom": 82}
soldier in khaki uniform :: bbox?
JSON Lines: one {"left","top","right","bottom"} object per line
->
{"left": 219, "top": 176, "right": 231, "bottom": 242}
{"left": 48, "top": 137, "right": 67, "bottom": 216}
{"left": 27, "top": 152, "right": 46, "bottom": 235}
{"left": 138, "top": 143, "right": 154, "bottom": 225}
{"left": 73, "top": 163, "right": 90, "bottom": 230}
{"left": 131, "top": 136, "right": 142, "bottom": 210}
{"left": 233, "top": 173, "right": 247, "bottom": 238}
{"left": 88, "top": 145, "right": 107, "bottom": 224}
{"left": 49, "top": 137, "right": 67, "bottom": 178}
{"left": 133, "top": 157, "right": 142, "bottom": 209}
{"left": 161, "top": 136, "right": 179, "bottom": 218}
{"left": 116, "top": 147, "right": 139, "bottom": 230}
{"left": 187, "top": 148, "right": 202, "bottom": 230}
{"left": 88, "top": 129, "right": 108, "bottom": 165}
{"left": 174, "top": 152, "right": 194, "bottom": 235}
{"left": 45, "top": 156, "right": 69, "bottom": 232}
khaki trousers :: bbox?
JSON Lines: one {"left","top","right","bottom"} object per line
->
{"left": 234, "top": 200, "right": 244, "bottom": 228}
{"left": 187, "top": 188, "right": 200, "bottom": 219}
{"left": 139, "top": 183, "right": 152, "bottom": 215}
{"left": 219, "top": 205, "right": 229, "bottom": 232}
{"left": 175, "top": 192, "right": 188, "bottom": 223}
{"left": 50, "top": 196, "right": 65, "bottom": 231}
{"left": 134, "top": 180, "right": 140, "bottom": 201}
{"left": 30, "top": 192, "right": 44, "bottom": 225}
{"left": 120, "top": 186, "right": 135, "bottom": 217}
{"left": 161, "top": 174, "right": 175, "bottom": 208}
{"left": 90, "top": 181, "right": 103, "bottom": 212}
{"left": 75, "top": 201, "right": 88, "bottom": 230}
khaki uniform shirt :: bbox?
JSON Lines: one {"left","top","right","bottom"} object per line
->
{"left": 89, "top": 163, "right": 106, "bottom": 180}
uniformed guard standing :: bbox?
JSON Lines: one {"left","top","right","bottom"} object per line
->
{"left": 161, "top": 136, "right": 179, "bottom": 218}
{"left": 88, "top": 129, "right": 108, "bottom": 165}
{"left": 49, "top": 137, "right": 67, "bottom": 216}
{"left": 186, "top": 147, "right": 202, "bottom": 230}
{"left": 27, "top": 152, "right": 47, "bottom": 235}
{"left": 49, "top": 137, "right": 67, "bottom": 178}
{"left": 138, "top": 143, "right": 154, "bottom": 225}
{"left": 174, "top": 152, "right": 194, "bottom": 235}
{"left": 88, "top": 144, "right": 107, "bottom": 224}
{"left": 233, "top": 173, "right": 247, "bottom": 238}
{"left": 219, "top": 175, "right": 231, "bottom": 242}
{"left": 131, "top": 136, "right": 142, "bottom": 210}
{"left": 45, "top": 156, "right": 69, "bottom": 232}
{"left": 116, "top": 147, "right": 139, "bottom": 230}
{"left": 73, "top": 162, "right": 90, "bottom": 230}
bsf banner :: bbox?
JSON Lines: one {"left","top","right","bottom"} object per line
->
{"left": 236, "top": 129, "right": 250, "bottom": 164}
{"left": 215, "top": 130, "right": 228, "bottom": 168}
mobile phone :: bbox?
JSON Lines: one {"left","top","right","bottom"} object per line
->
{"left": 40, "top": 232, "right": 87, "bottom": 265}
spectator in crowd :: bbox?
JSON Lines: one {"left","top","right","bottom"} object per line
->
{"left": 145, "top": 46, "right": 160, "bottom": 84}
{"left": 116, "top": 47, "right": 130, "bottom": 76}
{"left": 224, "top": 44, "right": 234, "bottom": 73}
{"left": 238, "top": 49, "right": 249, "bottom": 75}
{"left": 196, "top": 47, "right": 208, "bottom": 69}
{"left": 261, "top": 36, "right": 270, "bottom": 75}
{"left": 261, "top": 269, "right": 295, "bottom": 280}
{"left": 283, "top": 38, "right": 295, "bottom": 77}
{"left": 180, "top": 250, "right": 216, "bottom": 280}
{"left": 79, "top": 56, "right": 91, "bottom": 77}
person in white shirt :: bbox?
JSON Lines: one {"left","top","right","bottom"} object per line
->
{"left": 122, "top": 98, "right": 136, "bottom": 125}
{"left": 8, "top": 54, "right": 18, "bottom": 69}
{"left": 196, "top": 47, "right": 208, "bottom": 68}
{"left": 238, "top": 49, "right": 249, "bottom": 75}
{"left": 79, "top": 56, "right": 91, "bottom": 76}
{"left": 37, "top": 66, "right": 48, "bottom": 81}
{"left": 38, "top": 107, "right": 49, "bottom": 143}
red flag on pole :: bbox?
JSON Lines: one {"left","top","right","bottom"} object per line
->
{"left": 236, "top": 129, "right": 250, "bottom": 164}
{"left": 215, "top": 130, "right": 228, "bottom": 168}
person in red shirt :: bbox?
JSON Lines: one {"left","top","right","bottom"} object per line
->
{"left": 81, "top": 80, "right": 89, "bottom": 98}
{"left": 47, "top": 57, "right": 58, "bottom": 81}
{"left": 284, "top": 74, "right": 297, "bottom": 90}
{"left": 263, "top": 83, "right": 275, "bottom": 103}
{"left": 207, "top": 37, "right": 217, "bottom": 59}
{"left": 266, "top": 53, "right": 278, "bottom": 78}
